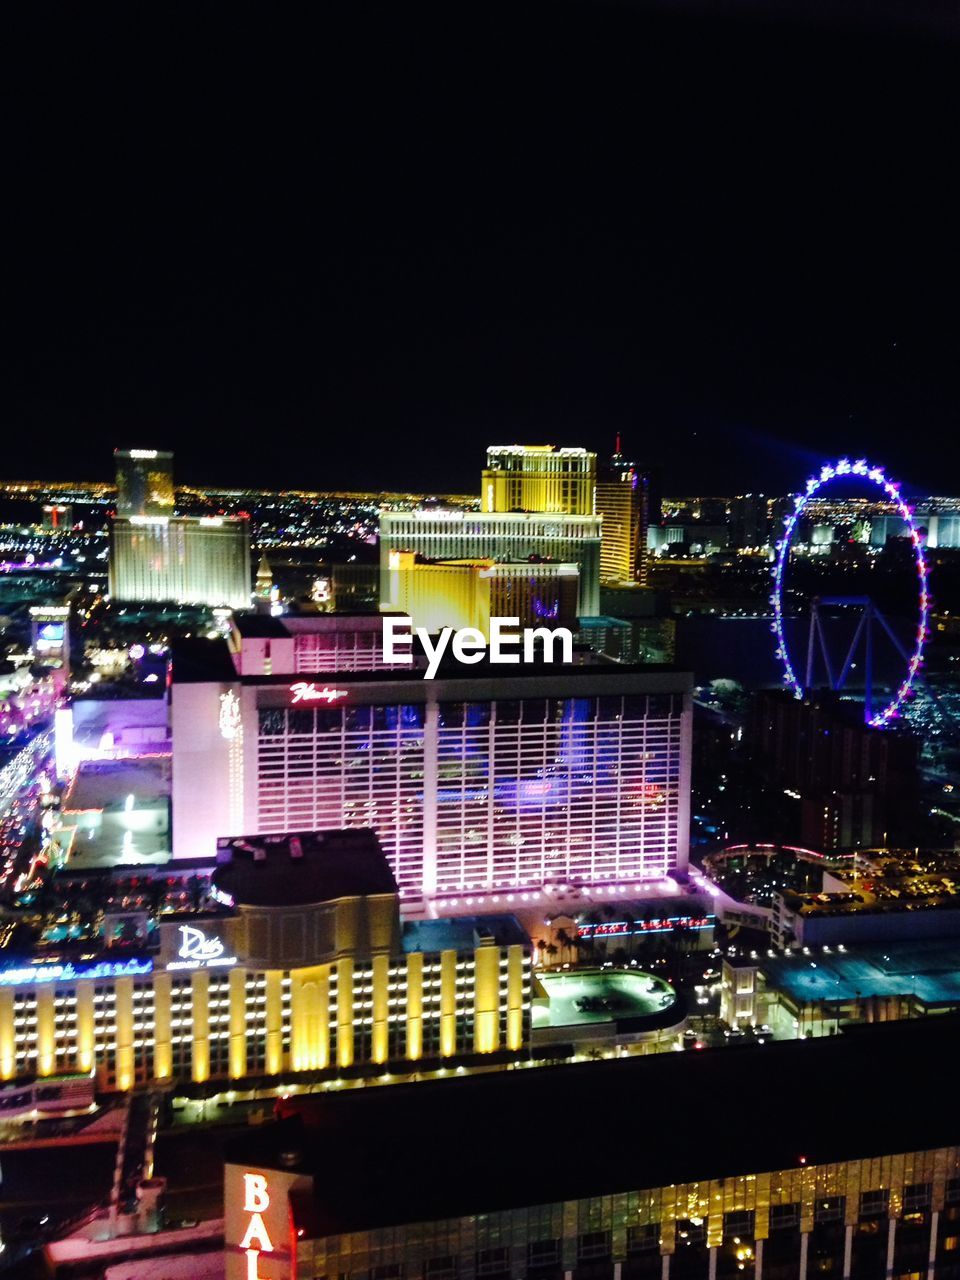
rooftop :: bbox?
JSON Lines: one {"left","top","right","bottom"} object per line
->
{"left": 213, "top": 830, "right": 398, "bottom": 907}
{"left": 758, "top": 937, "right": 960, "bottom": 1007}
{"left": 226, "top": 1014, "right": 960, "bottom": 1239}
{"left": 62, "top": 757, "right": 171, "bottom": 813}
{"left": 401, "top": 915, "right": 529, "bottom": 954}
{"left": 169, "top": 638, "right": 238, "bottom": 684}
{"left": 532, "top": 968, "right": 680, "bottom": 1029}
{"left": 170, "top": 637, "right": 686, "bottom": 687}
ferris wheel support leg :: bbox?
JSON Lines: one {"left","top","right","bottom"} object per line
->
{"left": 835, "top": 607, "right": 869, "bottom": 693}
{"left": 805, "top": 605, "right": 818, "bottom": 689}
{"left": 873, "top": 605, "right": 913, "bottom": 665}
{"left": 813, "top": 608, "right": 837, "bottom": 690}
{"left": 864, "top": 603, "right": 874, "bottom": 724}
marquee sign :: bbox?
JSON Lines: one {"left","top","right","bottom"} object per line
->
{"left": 0, "top": 957, "right": 153, "bottom": 988}
{"left": 577, "top": 914, "right": 713, "bottom": 939}
{"left": 289, "top": 681, "right": 348, "bottom": 705}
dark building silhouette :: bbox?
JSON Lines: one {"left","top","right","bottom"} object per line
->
{"left": 752, "top": 689, "right": 919, "bottom": 850}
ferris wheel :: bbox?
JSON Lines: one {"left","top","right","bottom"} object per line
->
{"left": 771, "top": 458, "right": 930, "bottom": 727}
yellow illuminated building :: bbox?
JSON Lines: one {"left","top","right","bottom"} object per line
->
{"left": 596, "top": 469, "right": 644, "bottom": 583}
{"left": 482, "top": 445, "right": 596, "bottom": 516}
{"left": 0, "top": 831, "right": 531, "bottom": 1094}
{"left": 384, "top": 551, "right": 579, "bottom": 633}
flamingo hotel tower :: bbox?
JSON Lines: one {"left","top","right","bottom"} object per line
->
{"left": 169, "top": 615, "right": 693, "bottom": 906}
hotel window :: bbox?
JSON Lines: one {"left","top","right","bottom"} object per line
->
{"left": 723, "top": 1210, "right": 755, "bottom": 1241}
{"left": 53, "top": 987, "right": 79, "bottom": 1070}
{"left": 859, "top": 1189, "right": 890, "bottom": 1221}
{"left": 675, "top": 1220, "right": 707, "bottom": 1249}
{"left": 527, "top": 1240, "right": 560, "bottom": 1269}
{"left": 769, "top": 1203, "right": 801, "bottom": 1231}
{"left": 946, "top": 1178, "right": 960, "bottom": 1205}
{"left": 170, "top": 978, "right": 194, "bottom": 1079}
{"left": 576, "top": 1231, "right": 611, "bottom": 1262}
{"left": 371, "top": 1267, "right": 403, "bottom": 1280}
{"left": 423, "top": 1257, "right": 458, "bottom": 1280}
{"left": 626, "top": 1224, "right": 660, "bottom": 1254}
{"left": 281, "top": 974, "right": 292, "bottom": 1053}
{"left": 13, "top": 993, "right": 39, "bottom": 1072}
{"left": 208, "top": 976, "right": 232, "bottom": 1077}
{"left": 132, "top": 982, "right": 155, "bottom": 1081}
{"left": 92, "top": 986, "right": 118, "bottom": 1081}
{"left": 815, "top": 1198, "right": 845, "bottom": 1226}
{"left": 245, "top": 974, "right": 267, "bottom": 1073}
{"left": 476, "top": 1248, "right": 509, "bottom": 1277}
{"left": 903, "top": 1183, "right": 932, "bottom": 1215}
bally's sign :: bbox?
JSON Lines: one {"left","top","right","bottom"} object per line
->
{"left": 167, "top": 924, "right": 238, "bottom": 971}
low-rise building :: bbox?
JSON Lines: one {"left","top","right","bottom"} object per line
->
{"left": 0, "top": 829, "right": 532, "bottom": 1094}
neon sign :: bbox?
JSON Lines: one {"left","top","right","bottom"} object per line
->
{"left": 167, "top": 924, "right": 237, "bottom": 971}
{"left": 220, "top": 690, "right": 242, "bottom": 740}
{"left": 0, "top": 957, "right": 153, "bottom": 987}
{"left": 577, "top": 914, "right": 713, "bottom": 939}
{"left": 289, "top": 682, "right": 348, "bottom": 705}
{"left": 241, "top": 1173, "right": 275, "bottom": 1279}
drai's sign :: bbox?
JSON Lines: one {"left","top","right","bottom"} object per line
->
{"left": 167, "top": 924, "right": 237, "bottom": 971}
{"left": 384, "top": 616, "right": 573, "bottom": 680}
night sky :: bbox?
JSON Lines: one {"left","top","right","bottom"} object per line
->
{"left": 5, "top": 1, "right": 960, "bottom": 496}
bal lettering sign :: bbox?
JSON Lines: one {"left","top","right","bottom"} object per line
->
{"left": 241, "top": 1173, "right": 276, "bottom": 1280}
{"left": 226, "top": 1167, "right": 299, "bottom": 1280}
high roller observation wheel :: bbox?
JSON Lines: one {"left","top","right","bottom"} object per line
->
{"left": 771, "top": 457, "right": 931, "bottom": 728}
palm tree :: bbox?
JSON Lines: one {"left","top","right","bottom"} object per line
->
{"left": 622, "top": 912, "right": 636, "bottom": 962}
{"left": 555, "top": 926, "right": 571, "bottom": 964}
{"left": 545, "top": 942, "right": 559, "bottom": 969}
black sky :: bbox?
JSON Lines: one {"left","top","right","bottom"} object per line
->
{"left": 4, "top": 1, "right": 960, "bottom": 496}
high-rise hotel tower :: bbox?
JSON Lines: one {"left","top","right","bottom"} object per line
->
{"left": 108, "top": 447, "right": 251, "bottom": 610}
{"left": 380, "top": 444, "right": 603, "bottom": 616}
{"left": 170, "top": 619, "right": 692, "bottom": 904}
{"left": 481, "top": 444, "right": 597, "bottom": 516}
{"left": 595, "top": 436, "right": 654, "bottom": 586}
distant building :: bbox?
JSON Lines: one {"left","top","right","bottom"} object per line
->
{"left": 29, "top": 604, "right": 71, "bottom": 686}
{"left": 575, "top": 614, "right": 676, "bottom": 665}
{"left": 728, "top": 493, "right": 771, "bottom": 548}
{"left": 114, "top": 448, "right": 175, "bottom": 517}
{"left": 384, "top": 551, "right": 579, "bottom": 633}
{"left": 752, "top": 690, "right": 919, "bottom": 850}
{"left": 109, "top": 448, "right": 251, "bottom": 609}
{"left": 41, "top": 503, "right": 73, "bottom": 529}
{"left": 329, "top": 563, "right": 380, "bottom": 612}
{"left": 378, "top": 509, "right": 602, "bottom": 615}
{"left": 595, "top": 436, "right": 653, "bottom": 585}
{"left": 771, "top": 850, "right": 960, "bottom": 949}
{"left": 109, "top": 513, "right": 251, "bottom": 610}
{"left": 722, "top": 937, "right": 960, "bottom": 1038}
{"left": 255, "top": 554, "right": 273, "bottom": 602}
{"left": 481, "top": 444, "right": 596, "bottom": 516}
